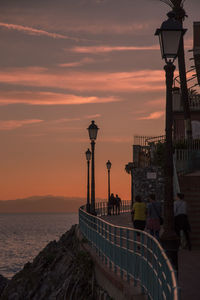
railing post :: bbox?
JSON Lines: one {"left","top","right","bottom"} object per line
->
{"left": 114, "top": 227, "right": 117, "bottom": 274}
{"left": 96, "top": 218, "right": 100, "bottom": 254}
{"left": 141, "top": 233, "right": 145, "bottom": 294}
{"left": 100, "top": 221, "right": 104, "bottom": 262}
{"left": 133, "top": 231, "right": 137, "bottom": 287}
{"left": 126, "top": 229, "right": 130, "bottom": 283}
{"left": 105, "top": 223, "right": 108, "bottom": 266}
{"left": 120, "top": 228, "right": 123, "bottom": 279}
{"left": 109, "top": 225, "right": 112, "bottom": 270}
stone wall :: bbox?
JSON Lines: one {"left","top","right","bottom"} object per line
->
{"left": 132, "top": 166, "right": 164, "bottom": 202}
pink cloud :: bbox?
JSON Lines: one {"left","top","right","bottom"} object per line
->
{"left": 0, "top": 119, "right": 43, "bottom": 130}
{"left": 0, "top": 90, "right": 119, "bottom": 106}
{"left": 84, "top": 114, "right": 101, "bottom": 119}
{"left": 71, "top": 45, "right": 159, "bottom": 54}
{"left": 58, "top": 57, "right": 95, "bottom": 67}
{"left": 0, "top": 67, "right": 165, "bottom": 94}
{"left": 137, "top": 111, "right": 165, "bottom": 120}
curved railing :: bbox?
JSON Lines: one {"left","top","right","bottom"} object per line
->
{"left": 79, "top": 201, "right": 179, "bottom": 300}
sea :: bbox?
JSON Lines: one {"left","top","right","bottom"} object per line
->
{"left": 0, "top": 213, "right": 78, "bottom": 279}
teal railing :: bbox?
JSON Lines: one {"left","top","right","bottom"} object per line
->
{"left": 79, "top": 203, "right": 179, "bottom": 300}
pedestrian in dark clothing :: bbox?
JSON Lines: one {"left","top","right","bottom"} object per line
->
{"left": 115, "top": 194, "right": 121, "bottom": 215}
{"left": 174, "top": 193, "right": 191, "bottom": 250}
{"left": 110, "top": 193, "right": 115, "bottom": 215}
{"left": 107, "top": 196, "right": 112, "bottom": 216}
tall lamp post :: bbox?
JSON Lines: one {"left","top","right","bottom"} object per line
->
{"left": 85, "top": 148, "right": 91, "bottom": 213}
{"left": 155, "top": 12, "right": 186, "bottom": 272}
{"left": 87, "top": 120, "right": 99, "bottom": 215}
{"left": 106, "top": 160, "right": 112, "bottom": 201}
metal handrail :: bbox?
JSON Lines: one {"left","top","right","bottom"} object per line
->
{"left": 79, "top": 204, "right": 179, "bottom": 300}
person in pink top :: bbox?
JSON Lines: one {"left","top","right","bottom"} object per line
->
{"left": 147, "top": 194, "right": 161, "bottom": 240}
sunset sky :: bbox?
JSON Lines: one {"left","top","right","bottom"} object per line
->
{"left": 0, "top": 0, "right": 200, "bottom": 202}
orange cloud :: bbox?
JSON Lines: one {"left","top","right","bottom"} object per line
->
{"left": 71, "top": 45, "right": 159, "bottom": 53}
{"left": 0, "top": 67, "right": 165, "bottom": 94}
{"left": 0, "top": 119, "right": 43, "bottom": 130}
{"left": 137, "top": 111, "right": 165, "bottom": 120}
{"left": 0, "top": 91, "right": 119, "bottom": 106}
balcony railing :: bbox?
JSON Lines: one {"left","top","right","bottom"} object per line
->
{"left": 173, "top": 92, "right": 200, "bottom": 111}
{"left": 79, "top": 203, "right": 179, "bottom": 300}
{"left": 133, "top": 135, "right": 200, "bottom": 173}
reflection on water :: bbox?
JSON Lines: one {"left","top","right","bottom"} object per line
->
{"left": 0, "top": 213, "right": 78, "bottom": 278}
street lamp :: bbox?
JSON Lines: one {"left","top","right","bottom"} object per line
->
{"left": 87, "top": 120, "right": 99, "bottom": 215}
{"left": 155, "top": 11, "right": 186, "bottom": 272}
{"left": 106, "top": 160, "right": 112, "bottom": 202}
{"left": 85, "top": 148, "right": 91, "bottom": 213}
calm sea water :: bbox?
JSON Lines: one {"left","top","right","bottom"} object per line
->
{"left": 0, "top": 213, "right": 78, "bottom": 279}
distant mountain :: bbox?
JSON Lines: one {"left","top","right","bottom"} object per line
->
{"left": 0, "top": 195, "right": 106, "bottom": 213}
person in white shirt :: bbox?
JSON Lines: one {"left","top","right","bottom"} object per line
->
{"left": 174, "top": 193, "right": 191, "bottom": 250}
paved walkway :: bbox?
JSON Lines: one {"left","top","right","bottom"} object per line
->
{"left": 101, "top": 213, "right": 200, "bottom": 300}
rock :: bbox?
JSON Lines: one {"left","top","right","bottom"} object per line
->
{"left": 0, "top": 225, "right": 106, "bottom": 300}
{"left": 0, "top": 274, "right": 9, "bottom": 296}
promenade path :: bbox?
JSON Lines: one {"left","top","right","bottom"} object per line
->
{"left": 101, "top": 213, "right": 200, "bottom": 300}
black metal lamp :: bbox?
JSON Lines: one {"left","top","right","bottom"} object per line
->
{"left": 155, "top": 11, "right": 186, "bottom": 63}
{"left": 106, "top": 160, "right": 112, "bottom": 171}
{"left": 106, "top": 160, "right": 112, "bottom": 203}
{"left": 87, "top": 120, "right": 99, "bottom": 141}
{"left": 85, "top": 148, "right": 91, "bottom": 161}
{"left": 87, "top": 120, "right": 99, "bottom": 215}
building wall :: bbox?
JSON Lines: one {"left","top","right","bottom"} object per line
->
{"left": 132, "top": 166, "right": 164, "bottom": 202}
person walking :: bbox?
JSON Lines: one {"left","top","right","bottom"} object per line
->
{"left": 174, "top": 193, "right": 191, "bottom": 250}
{"left": 132, "top": 195, "right": 147, "bottom": 231}
{"left": 147, "top": 194, "right": 162, "bottom": 240}
{"left": 115, "top": 194, "right": 121, "bottom": 215}
{"left": 109, "top": 193, "right": 115, "bottom": 215}
{"left": 107, "top": 196, "right": 112, "bottom": 216}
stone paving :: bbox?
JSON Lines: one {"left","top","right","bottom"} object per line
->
{"left": 101, "top": 212, "right": 200, "bottom": 300}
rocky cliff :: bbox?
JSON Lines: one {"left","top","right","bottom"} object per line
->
{"left": 0, "top": 225, "right": 110, "bottom": 300}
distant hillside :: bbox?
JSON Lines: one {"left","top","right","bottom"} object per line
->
{"left": 0, "top": 196, "right": 105, "bottom": 213}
